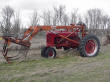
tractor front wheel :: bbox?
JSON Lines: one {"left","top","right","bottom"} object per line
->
{"left": 45, "top": 47, "right": 56, "bottom": 58}
{"left": 41, "top": 47, "right": 48, "bottom": 57}
{"left": 41, "top": 47, "right": 56, "bottom": 58}
{"left": 79, "top": 34, "right": 100, "bottom": 57}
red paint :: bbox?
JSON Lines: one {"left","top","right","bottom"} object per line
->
{"left": 46, "top": 30, "right": 80, "bottom": 49}
{"left": 85, "top": 40, "right": 96, "bottom": 54}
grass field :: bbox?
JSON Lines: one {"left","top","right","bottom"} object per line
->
{"left": 0, "top": 44, "right": 110, "bottom": 82}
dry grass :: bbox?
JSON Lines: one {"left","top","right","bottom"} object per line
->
{"left": 0, "top": 49, "right": 110, "bottom": 82}
{"left": 0, "top": 37, "right": 110, "bottom": 82}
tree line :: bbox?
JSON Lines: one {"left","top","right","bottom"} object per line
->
{"left": 0, "top": 6, "right": 110, "bottom": 37}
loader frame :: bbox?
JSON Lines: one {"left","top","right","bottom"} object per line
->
{"left": 1, "top": 24, "right": 86, "bottom": 63}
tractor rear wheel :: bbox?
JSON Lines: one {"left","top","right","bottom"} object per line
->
{"left": 79, "top": 34, "right": 100, "bottom": 57}
{"left": 45, "top": 47, "right": 56, "bottom": 58}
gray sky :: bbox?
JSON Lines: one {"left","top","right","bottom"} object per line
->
{"left": 0, "top": 0, "right": 110, "bottom": 26}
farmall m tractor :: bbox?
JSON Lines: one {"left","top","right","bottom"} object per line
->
{"left": 1, "top": 22, "right": 100, "bottom": 63}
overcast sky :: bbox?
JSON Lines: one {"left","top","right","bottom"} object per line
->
{"left": 0, "top": 0, "right": 110, "bottom": 26}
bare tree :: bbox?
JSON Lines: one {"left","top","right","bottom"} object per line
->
{"left": 12, "top": 13, "right": 21, "bottom": 35}
{"left": 85, "top": 8, "right": 110, "bottom": 37}
{"left": 84, "top": 9, "right": 103, "bottom": 35}
{"left": 42, "top": 6, "right": 68, "bottom": 26}
{"left": 101, "top": 15, "right": 109, "bottom": 30}
{"left": 63, "top": 14, "right": 69, "bottom": 25}
{"left": 70, "top": 9, "right": 79, "bottom": 24}
{"left": 52, "top": 6, "right": 66, "bottom": 25}
{"left": 30, "top": 10, "right": 39, "bottom": 26}
{"left": 1, "top": 6, "right": 14, "bottom": 35}
{"left": 42, "top": 10, "right": 52, "bottom": 25}
{"left": 52, "top": 7, "right": 59, "bottom": 26}
{"left": 85, "top": 9, "right": 108, "bottom": 30}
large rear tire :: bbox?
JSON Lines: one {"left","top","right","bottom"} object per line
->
{"left": 79, "top": 34, "right": 100, "bottom": 57}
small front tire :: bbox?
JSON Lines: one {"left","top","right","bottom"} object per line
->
{"left": 45, "top": 47, "right": 56, "bottom": 58}
{"left": 41, "top": 47, "right": 48, "bottom": 57}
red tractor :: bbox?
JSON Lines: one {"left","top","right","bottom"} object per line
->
{"left": 41, "top": 23, "right": 100, "bottom": 58}
{"left": 1, "top": 22, "right": 100, "bottom": 63}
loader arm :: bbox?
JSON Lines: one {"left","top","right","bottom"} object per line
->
{"left": 1, "top": 24, "right": 86, "bottom": 63}
{"left": 23, "top": 26, "right": 52, "bottom": 41}
{"left": 1, "top": 26, "right": 53, "bottom": 63}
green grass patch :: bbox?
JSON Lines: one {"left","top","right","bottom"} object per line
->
{"left": 0, "top": 51, "right": 110, "bottom": 82}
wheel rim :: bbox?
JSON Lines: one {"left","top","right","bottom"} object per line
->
{"left": 48, "top": 50, "right": 54, "bottom": 58}
{"left": 85, "top": 39, "right": 98, "bottom": 56}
